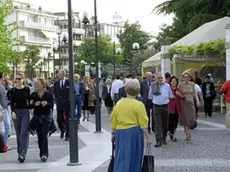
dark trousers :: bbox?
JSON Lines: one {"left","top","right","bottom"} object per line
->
{"left": 57, "top": 110, "right": 70, "bottom": 138}
{"left": 75, "top": 95, "right": 82, "bottom": 120}
{"left": 204, "top": 97, "right": 213, "bottom": 117}
{"left": 168, "top": 113, "right": 179, "bottom": 135}
{"left": 145, "top": 100, "right": 155, "bottom": 131}
{"left": 36, "top": 120, "right": 50, "bottom": 157}
{"left": 13, "top": 109, "right": 30, "bottom": 156}
{"left": 153, "top": 104, "right": 168, "bottom": 141}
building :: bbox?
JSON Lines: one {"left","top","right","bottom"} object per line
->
{"left": 54, "top": 12, "right": 84, "bottom": 70}
{"left": 99, "top": 12, "right": 125, "bottom": 43}
{"left": 6, "top": 1, "right": 59, "bottom": 78}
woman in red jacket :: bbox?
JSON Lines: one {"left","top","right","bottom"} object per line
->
{"left": 168, "top": 76, "right": 185, "bottom": 142}
{"left": 221, "top": 80, "right": 230, "bottom": 128}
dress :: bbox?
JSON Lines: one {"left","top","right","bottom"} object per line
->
{"left": 178, "top": 82, "right": 196, "bottom": 126}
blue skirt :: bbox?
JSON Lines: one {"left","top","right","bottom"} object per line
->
{"left": 114, "top": 126, "right": 144, "bottom": 172}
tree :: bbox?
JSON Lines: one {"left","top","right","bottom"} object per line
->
{"left": 117, "top": 21, "right": 151, "bottom": 65}
{"left": 0, "top": 0, "right": 22, "bottom": 74}
{"left": 22, "top": 45, "right": 41, "bottom": 78}
{"left": 76, "top": 35, "right": 114, "bottom": 64}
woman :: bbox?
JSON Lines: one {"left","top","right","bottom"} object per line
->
{"left": 178, "top": 73, "right": 199, "bottom": 140}
{"left": 102, "top": 79, "right": 113, "bottom": 115}
{"left": 10, "top": 73, "right": 30, "bottom": 163}
{"left": 168, "top": 76, "right": 185, "bottom": 142}
{"left": 111, "top": 79, "right": 151, "bottom": 172}
{"left": 82, "top": 76, "right": 95, "bottom": 121}
{"left": 29, "top": 79, "right": 53, "bottom": 162}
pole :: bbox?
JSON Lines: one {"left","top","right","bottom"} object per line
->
{"left": 53, "top": 50, "right": 55, "bottom": 79}
{"left": 48, "top": 54, "right": 50, "bottom": 77}
{"left": 67, "top": 0, "right": 81, "bottom": 166}
{"left": 58, "top": 36, "right": 61, "bottom": 69}
{"left": 94, "top": 0, "right": 102, "bottom": 133}
{"left": 113, "top": 42, "right": 116, "bottom": 77}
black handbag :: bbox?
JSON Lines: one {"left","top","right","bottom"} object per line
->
{"left": 108, "top": 141, "right": 115, "bottom": 172}
{"left": 142, "top": 143, "right": 154, "bottom": 172}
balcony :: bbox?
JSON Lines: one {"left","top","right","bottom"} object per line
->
{"left": 20, "top": 36, "right": 51, "bottom": 45}
{"left": 19, "top": 21, "right": 59, "bottom": 32}
{"left": 62, "top": 28, "right": 85, "bottom": 35}
{"left": 73, "top": 40, "right": 82, "bottom": 46}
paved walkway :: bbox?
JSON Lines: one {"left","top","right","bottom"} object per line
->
{"left": 1, "top": 108, "right": 230, "bottom": 172}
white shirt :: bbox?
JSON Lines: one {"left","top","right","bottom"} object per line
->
{"left": 60, "top": 79, "right": 65, "bottom": 88}
{"left": 107, "top": 85, "right": 111, "bottom": 93}
{"left": 148, "top": 83, "right": 174, "bottom": 105}
{"left": 195, "top": 84, "right": 201, "bottom": 94}
{"left": 110, "top": 79, "right": 124, "bottom": 100}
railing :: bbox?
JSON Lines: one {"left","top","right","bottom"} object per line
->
{"left": 19, "top": 21, "right": 59, "bottom": 31}
{"left": 20, "top": 36, "right": 51, "bottom": 44}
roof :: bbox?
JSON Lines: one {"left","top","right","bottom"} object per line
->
{"left": 142, "top": 17, "right": 230, "bottom": 68}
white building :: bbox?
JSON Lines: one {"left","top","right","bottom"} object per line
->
{"left": 6, "top": 1, "right": 58, "bottom": 77}
{"left": 99, "top": 12, "right": 125, "bottom": 43}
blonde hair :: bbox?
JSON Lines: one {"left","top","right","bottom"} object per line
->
{"left": 124, "top": 79, "right": 140, "bottom": 97}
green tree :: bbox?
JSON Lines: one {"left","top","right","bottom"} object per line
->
{"left": 22, "top": 45, "right": 41, "bottom": 78}
{"left": 76, "top": 35, "right": 114, "bottom": 64}
{"left": 117, "top": 21, "right": 151, "bottom": 64}
{"left": 0, "top": 0, "right": 22, "bottom": 74}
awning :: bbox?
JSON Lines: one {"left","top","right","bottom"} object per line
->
{"left": 142, "top": 52, "right": 161, "bottom": 68}
{"left": 41, "top": 31, "right": 58, "bottom": 39}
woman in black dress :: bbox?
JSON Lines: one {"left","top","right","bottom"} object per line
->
{"left": 29, "top": 78, "right": 53, "bottom": 162}
{"left": 102, "top": 79, "right": 113, "bottom": 115}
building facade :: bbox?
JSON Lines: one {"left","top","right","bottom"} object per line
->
{"left": 6, "top": 1, "right": 59, "bottom": 77}
{"left": 54, "top": 12, "right": 84, "bottom": 70}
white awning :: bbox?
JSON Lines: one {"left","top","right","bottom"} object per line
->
{"left": 41, "top": 31, "right": 58, "bottom": 39}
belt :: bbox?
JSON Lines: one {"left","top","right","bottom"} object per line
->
{"left": 154, "top": 104, "right": 167, "bottom": 107}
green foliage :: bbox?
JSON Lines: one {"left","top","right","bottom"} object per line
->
{"left": 168, "top": 39, "right": 225, "bottom": 59}
{"left": 76, "top": 35, "right": 114, "bottom": 64}
{"left": 22, "top": 45, "right": 41, "bottom": 78}
{"left": 0, "top": 0, "right": 22, "bottom": 74}
{"left": 117, "top": 21, "right": 151, "bottom": 64}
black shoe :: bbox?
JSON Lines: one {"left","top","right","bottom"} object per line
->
{"left": 18, "top": 155, "right": 25, "bottom": 163}
{"left": 41, "top": 155, "right": 48, "bottom": 162}
{"left": 162, "top": 139, "right": 167, "bottom": 145}
{"left": 77, "top": 120, "right": 80, "bottom": 124}
{"left": 155, "top": 141, "right": 162, "bottom": 147}
{"left": 65, "top": 137, "right": 69, "bottom": 141}
{"left": 169, "top": 133, "right": 173, "bottom": 141}
{"left": 49, "top": 128, "right": 57, "bottom": 137}
{"left": 60, "top": 131, "right": 65, "bottom": 139}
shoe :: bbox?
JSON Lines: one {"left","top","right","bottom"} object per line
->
{"left": 48, "top": 128, "right": 57, "bottom": 137}
{"left": 169, "top": 133, "right": 174, "bottom": 141}
{"left": 186, "top": 133, "right": 191, "bottom": 140}
{"left": 77, "top": 120, "right": 80, "bottom": 124}
{"left": 18, "top": 155, "right": 25, "bottom": 163}
{"left": 41, "top": 155, "right": 48, "bottom": 162}
{"left": 155, "top": 141, "right": 162, "bottom": 147}
{"left": 162, "top": 139, "right": 167, "bottom": 145}
{"left": 7, "top": 145, "right": 12, "bottom": 151}
{"left": 65, "top": 137, "right": 69, "bottom": 141}
{"left": 60, "top": 131, "right": 65, "bottom": 139}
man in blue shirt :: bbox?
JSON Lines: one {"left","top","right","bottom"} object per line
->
{"left": 74, "top": 74, "right": 84, "bottom": 124}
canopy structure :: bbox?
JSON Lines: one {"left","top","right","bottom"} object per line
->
{"left": 142, "top": 17, "right": 230, "bottom": 76}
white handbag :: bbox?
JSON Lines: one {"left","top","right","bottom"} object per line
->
{"left": 0, "top": 105, "right": 4, "bottom": 122}
{"left": 0, "top": 121, "right": 5, "bottom": 134}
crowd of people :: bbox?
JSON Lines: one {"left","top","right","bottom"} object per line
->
{"left": 0, "top": 68, "right": 229, "bottom": 170}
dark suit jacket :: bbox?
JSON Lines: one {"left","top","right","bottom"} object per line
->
{"left": 102, "top": 85, "right": 112, "bottom": 101}
{"left": 202, "top": 81, "right": 216, "bottom": 99}
{"left": 118, "top": 87, "right": 127, "bottom": 101}
{"left": 140, "top": 80, "right": 151, "bottom": 105}
{"left": 54, "top": 79, "right": 70, "bottom": 111}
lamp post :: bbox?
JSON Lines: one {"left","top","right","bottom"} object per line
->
{"left": 48, "top": 52, "right": 51, "bottom": 77}
{"left": 67, "top": 0, "right": 81, "bottom": 166}
{"left": 52, "top": 43, "right": 58, "bottom": 79}
{"left": 129, "top": 42, "right": 140, "bottom": 73}
{"left": 94, "top": 0, "right": 102, "bottom": 133}
{"left": 82, "top": 12, "right": 89, "bottom": 36}
{"left": 113, "top": 44, "right": 121, "bottom": 77}
{"left": 60, "top": 32, "right": 68, "bottom": 69}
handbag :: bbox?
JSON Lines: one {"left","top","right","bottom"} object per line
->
{"left": 107, "top": 141, "right": 115, "bottom": 172}
{"left": 0, "top": 104, "right": 4, "bottom": 122}
{"left": 142, "top": 143, "right": 154, "bottom": 172}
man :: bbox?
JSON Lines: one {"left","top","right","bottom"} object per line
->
{"left": 194, "top": 71, "right": 202, "bottom": 87}
{"left": 140, "top": 72, "right": 155, "bottom": 133}
{"left": 0, "top": 73, "right": 11, "bottom": 150}
{"left": 221, "top": 80, "right": 230, "bottom": 128}
{"left": 74, "top": 74, "right": 84, "bottom": 123}
{"left": 164, "top": 72, "right": 171, "bottom": 84}
{"left": 148, "top": 73, "right": 174, "bottom": 147}
{"left": 111, "top": 75, "right": 124, "bottom": 104}
{"left": 54, "top": 70, "right": 70, "bottom": 141}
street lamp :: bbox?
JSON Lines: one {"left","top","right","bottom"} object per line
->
{"left": 52, "top": 43, "right": 58, "bottom": 79}
{"left": 48, "top": 51, "right": 52, "bottom": 77}
{"left": 82, "top": 12, "right": 89, "bottom": 36}
{"left": 67, "top": 0, "right": 81, "bottom": 166}
{"left": 59, "top": 32, "right": 68, "bottom": 69}
{"left": 132, "top": 42, "right": 140, "bottom": 50}
{"left": 113, "top": 45, "right": 121, "bottom": 77}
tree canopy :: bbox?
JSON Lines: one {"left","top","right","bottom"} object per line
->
{"left": 152, "top": 0, "right": 230, "bottom": 48}
{"left": 76, "top": 35, "right": 114, "bottom": 64}
{"left": 117, "top": 21, "right": 151, "bottom": 65}
{"left": 0, "top": 0, "right": 21, "bottom": 74}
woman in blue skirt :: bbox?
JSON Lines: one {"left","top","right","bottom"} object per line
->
{"left": 111, "top": 78, "right": 151, "bottom": 172}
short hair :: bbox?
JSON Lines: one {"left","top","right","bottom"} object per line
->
{"left": 124, "top": 79, "right": 140, "bottom": 97}
{"left": 115, "top": 75, "right": 120, "bottom": 79}
{"left": 165, "top": 72, "right": 171, "bottom": 79}
{"left": 74, "top": 73, "right": 80, "bottom": 78}
{"left": 17, "top": 73, "right": 24, "bottom": 79}
{"left": 0, "top": 73, "right": 3, "bottom": 80}
{"left": 36, "top": 78, "right": 46, "bottom": 88}
{"left": 59, "top": 69, "right": 66, "bottom": 76}
{"left": 169, "top": 76, "right": 179, "bottom": 86}
{"left": 106, "top": 79, "right": 112, "bottom": 84}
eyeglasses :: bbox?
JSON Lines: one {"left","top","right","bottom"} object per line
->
{"left": 15, "top": 78, "right": 22, "bottom": 80}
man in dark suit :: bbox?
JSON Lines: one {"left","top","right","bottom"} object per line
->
{"left": 140, "top": 72, "right": 155, "bottom": 133}
{"left": 74, "top": 74, "right": 84, "bottom": 124}
{"left": 54, "top": 70, "right": 70, "bottom": 141}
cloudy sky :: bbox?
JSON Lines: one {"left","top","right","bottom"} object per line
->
{"left": 23, "top": 0, "right": 173, "bottom": 34}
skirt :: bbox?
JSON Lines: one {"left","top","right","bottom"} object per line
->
{"left": 114, "top": 126, "right": 144, "bottom": 172}
{"left": 105, "top": 94, "right": 113, "bottom": 107}
{"left": 179, "top": 100, "right": 196, "bottom": 127}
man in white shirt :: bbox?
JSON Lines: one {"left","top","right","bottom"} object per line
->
{"left": 110, "top": 75, "right": 124, "bottom": 104}
{"left": 148, "top": 73, "right": 174, "bottom": 147}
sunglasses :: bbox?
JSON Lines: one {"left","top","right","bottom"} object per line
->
{"left": 16, "top": 78, "right": 22, "bottom": 80}
{"left": 184, "top": 76, "right": 190, "bottom": 78}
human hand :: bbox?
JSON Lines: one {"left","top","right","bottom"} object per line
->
{"left": 34, "top": 101, "right": 41, "bottom": 106}
{"left": 41, "top": 101, "right": 48, "bottom": 107}
{"left": 12, "top": 111, "right": 17, "bottom": 119}
{"left": 111, "top": 133, "right": 115, "bottom": 142}
{"left": 176, "top": 91, "right": 182, "bottom": 97}
{"left": 30, "top": 100, "right": 34, "bottom": 105}
{"left": 146, "top": 137, "right": 152, "bottom": 145}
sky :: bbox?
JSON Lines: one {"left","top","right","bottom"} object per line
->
{"left": 23, "top": 0, "right": 173, "bottom": 35}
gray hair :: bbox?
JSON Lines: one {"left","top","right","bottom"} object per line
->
{"left": 106, "top": 79, "right": 112, "bottom": 84}
{"left": 74, "top": 73, "right": 80, "bottom": 78}
{"left": 59, "top": 69, "right": 66, "bottom": 76}
{"left": 124, "top": 79, "right": 140, "bottom": 97}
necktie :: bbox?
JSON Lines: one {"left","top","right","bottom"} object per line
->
{"left": 61, "top": 81, "right": 64, "bottom": 88}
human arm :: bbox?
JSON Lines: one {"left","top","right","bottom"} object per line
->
{"left": 168, "top": 86, "right": 175, "bottom": 100}
{"left": 140, "top": 81, "right": 144, "bottom": 97}
{"left": 110, "top": 83, "right": 115, "bottom": 100}
{"left": 148, "top": 85, "right": 153, "bottom": 100}
{"left": 221, "top": 81, "right": 228, "bottom": 94}
{"left": 110, "top": 105, "right": 118, "bottom": 142}
{"left": 176, "top": 88, "right": 185, "bottom": 100}
{"left": 42, "top": 92, "right": 54, "bottom": 108}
